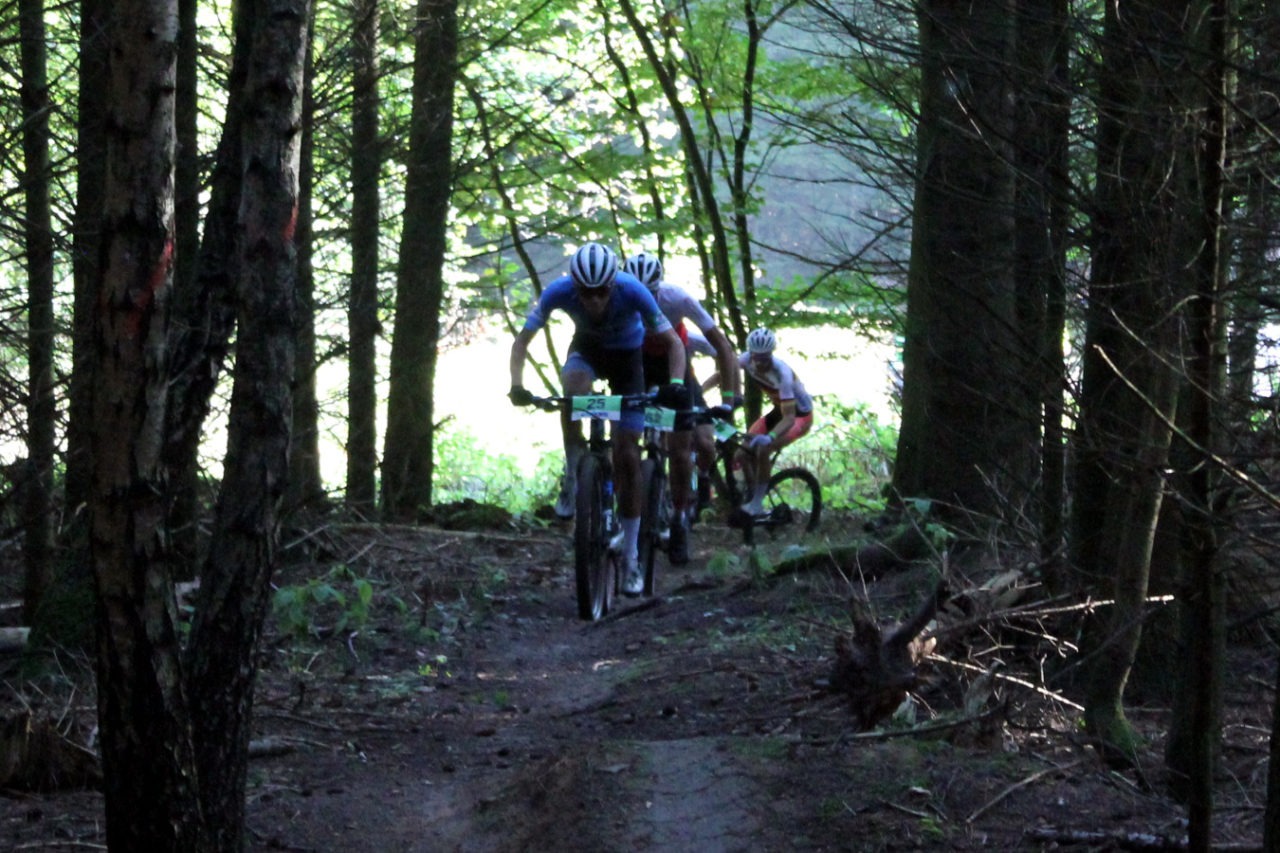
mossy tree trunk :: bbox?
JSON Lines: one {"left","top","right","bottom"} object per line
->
{"left": 1071, "top": 0, "right": 1200, "bottom": 766}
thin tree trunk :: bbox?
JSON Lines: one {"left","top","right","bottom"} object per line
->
{"left": 65, "top": 0, "right": 110, "bottom": 529}
{"left": 288, "top": 28, "right": 325, "bottom": 513}
{"left": 19, "top": 0, "right": 55, "bottom": 623}
{"left": 380, "top": 0, "right": 458, "bottom": 519}
{"left": 163, "top": 0, "right": 255, "bottom": 557}
{"left": 1014, "top": 0, "right": 1070, "bottom": 592}
{"left": 616, "top": 0, "right": 742, "bottom": 342}
{"left": 168, "top": 0, "right": 205, "bottom": 572}
{"left": 345, "top": 0, "right": 381, "bottom": 517}
{"left": 1266, "top": 652, "right": 1280, "bottom": 847}
{"left": 185, "top": 0, "right": 308, "bottom": 846}
{"left": 1072, "top": 0, "right": 1196, "bottom": 764}
{"left": 1164, "top": 3, "right": 1227, "bottom": 845}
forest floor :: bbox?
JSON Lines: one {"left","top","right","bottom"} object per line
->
{"left": 0, "top": 506, "right": 1273, "bottom": 851}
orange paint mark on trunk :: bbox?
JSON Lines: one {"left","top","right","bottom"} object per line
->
{"left": 282, "top": 202, "right": 298, "bottom": 243}
{"left": 125, "top": 237, "right": 173, "bottom": 339}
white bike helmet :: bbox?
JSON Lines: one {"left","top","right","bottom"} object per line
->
{"left": 569, "top": 242, "right": 618, "bottom": 288}
{"left": 747, "top": 327, "right": 776, "bottom": 354}
{"left": 624, "top": 252, "right": 664, "bottom": 292}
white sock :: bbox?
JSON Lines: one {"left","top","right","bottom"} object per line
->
{"left": 621, "top": 516, "right": 641, "bottom": 562}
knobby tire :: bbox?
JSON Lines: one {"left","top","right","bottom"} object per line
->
{"left": 765, "top": 467, "right": 823, "bottom": 532}
{"left": 574, "top": 454, "right": 612, "bottom": 621}
{"left": 638, "top": 457, "right": 667, "bottom": 597}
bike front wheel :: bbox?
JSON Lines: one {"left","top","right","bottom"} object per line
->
{"left": 637, "top": 457, "right": 668, "bottom": 597}
{"left": 573, "top": 454, "right": 614, "bottom": 621}
{"left": 762, "top": 467, "right": 823, "bottom": 534}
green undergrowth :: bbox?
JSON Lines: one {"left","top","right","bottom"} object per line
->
{"left": 431, "top": 397, "right": 897, "bottom": 522}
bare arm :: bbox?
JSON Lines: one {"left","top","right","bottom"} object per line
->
{"left": 704, "top": 325, "right": 740, "bottom": 403}
{"left": 509, "top": 328, "right": 535, "bottom": 388}
{"left": 770, "top": 399, "right": 798, "bottom": 441}
{"left": 660, "top": 327, "right": 687, "bottom": 385}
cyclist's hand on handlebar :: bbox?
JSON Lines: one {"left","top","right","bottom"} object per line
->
{"left": 747, "top": 433, "right": 774, "bottom": 450}
{"left": 655, "top": 382, "right": 692, "bottom": 410}
{"left": 508, "top": 385, "right": 535, "bottom": 407}
{"left": 706, "top": 404, "right": 734, "bottom": 423}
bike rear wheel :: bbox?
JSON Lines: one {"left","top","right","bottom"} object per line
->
{"left": 638, "top": 457, "right": 668, "bottom": 597}
{"left": 715, "top": 442, "right": 749, "bottom": 509}
{"left": 573, "top": 454, "right": 614, "bottom": 620}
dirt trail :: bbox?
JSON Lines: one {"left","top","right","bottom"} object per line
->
{"left": 3, "top": 520, "right": 1266, "bottom": 851}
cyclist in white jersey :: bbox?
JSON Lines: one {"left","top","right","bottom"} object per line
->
{"left": 733, "top": 327, "right": 815, "bottom": 522}
{"left": 624, "top": 252, "right": 740, "bottom": 564}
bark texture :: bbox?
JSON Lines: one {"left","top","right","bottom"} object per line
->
{"left": 90, "top": 1, "right": 201, "bottom": 847}
{"left": 381, "top": 0, "right": 458, "bottom": 519}
{"left": 1072, "top": 0, "right": 1199, "bottom": 765}
{"left": 893, "top": 1, "right": 1037, "bottom": 529}
{"left": 184, "top": 0, "right": 309, "bottom": 847}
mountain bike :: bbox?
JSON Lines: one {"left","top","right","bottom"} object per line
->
{"left": 701, "top": 415, "right": 822, "bottom": 546}
{"left": 639, "top": 405, "right": 692, "bottom": 588}
{"left": 529, "top": 392, "right": 675, "bottom": 620}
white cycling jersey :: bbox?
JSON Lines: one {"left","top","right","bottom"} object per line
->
{"left": 685, "top": 327, "right": 715, "bottom": 358}
{"left": 739, "top": 352, "right": 813, "bottom": 415}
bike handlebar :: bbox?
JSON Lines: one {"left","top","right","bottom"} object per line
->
{"left": 522, "top": 393, "right": 710, "bottom": 415}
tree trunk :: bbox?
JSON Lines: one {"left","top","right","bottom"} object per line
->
{"left": 1226, "top": 168, "right": 1269, "bottom": 434}
{"left": 1013, "top": 0, "right": 1070, "bottom": 592}
{"left": 185, "top": 0, "right": 308, "bottom": 847}
{"left": 893, "top": 0, "right": 1034, "bottom": 529}
{"left": 1266, "top": 652, "right": 1280, "bottom": 848}
{"left": 19, "top": 0, "right": 55, "bottom": 624}
{"left": 163, "top": 0, "right": 256, "bottom": 569}
{"left": 345, "top": 0, "right": 381, "bottom": 518}
{"left": 380, "top": 0, "right": 458, "bottom": 520}
{"left": 65, "top": 0, "right": 110, "bottom": 532}
{"left": 1164, "top": 5, "right": 1227, "bottom": 846}
{"left": 287, "top": 30, "right": 326, "bottom": 514}
{"left": 616, "top": 0, "right": 743, "bottom": 343}
{"left": 91, "top": 1, "right": 203, "bottom": 847}
{"left": 1072, "top": 0, "right": 1198, "bottom": 764}
{"left": 166, "top": 0, "right": 206, "bottom": 572}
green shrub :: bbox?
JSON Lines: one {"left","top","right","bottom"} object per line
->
{"left": 777, "top": 396, "right": 897, "bottom": 513}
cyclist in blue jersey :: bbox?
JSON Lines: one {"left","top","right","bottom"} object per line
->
{"left": 509, "top": 242, "right": 690, "bottom": 595}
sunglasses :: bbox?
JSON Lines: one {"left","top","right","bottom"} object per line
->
{"left": 576, "top": 286, "right": 612, "bottom": 302}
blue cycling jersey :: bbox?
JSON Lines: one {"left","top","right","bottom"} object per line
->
{"left": 522, "top": 271, "right": 672, "bottom": 349}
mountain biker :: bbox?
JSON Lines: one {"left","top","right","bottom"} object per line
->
{"left": 624, "top": 252, "right": 740, "bottom": 564}
{"left": 732, "top": 327, "right": 814, "bottom": 524}
{"left": 508, "top": 242, "right": 690, "bottom": 595}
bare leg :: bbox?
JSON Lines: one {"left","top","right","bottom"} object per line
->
{"left": 555, "top": 368, "right": 592, "bottom": 516}
{"left": 667, "top": 430, "right": 695, "bottom": 515}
